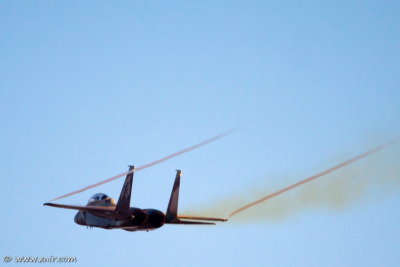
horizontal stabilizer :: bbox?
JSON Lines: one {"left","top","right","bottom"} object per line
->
{"left": 178, "top": 215, "right": 227, "bottom": 222}
{"left": 166, "top": 220, "right": 216, "bottom": 225}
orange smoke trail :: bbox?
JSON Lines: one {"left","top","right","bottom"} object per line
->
{"left": 228, "top": 140, "right": 398, "bottom": 218}
{"left": 51, "top": 128, "right": 238, "bottom": 201}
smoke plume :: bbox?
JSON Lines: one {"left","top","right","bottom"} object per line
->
{"left": 184, "top": 142, "right": 400, "bottom": 222}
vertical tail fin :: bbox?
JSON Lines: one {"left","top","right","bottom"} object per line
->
{"left": 115, "top": 165, "right": 135, "bottom": 216}
{"left": 165, "top": 170, "right": 181, "bottom": 223}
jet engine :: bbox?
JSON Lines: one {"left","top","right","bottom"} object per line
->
{"left": 129, "top": 208, "right": 147, "bottom": 225}
{"left": 143, "top": 209, "right": 166, "bottom": 229}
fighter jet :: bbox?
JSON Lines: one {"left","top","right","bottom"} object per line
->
{"left": 44, "top": 166, "right": 227, "bottom": 231}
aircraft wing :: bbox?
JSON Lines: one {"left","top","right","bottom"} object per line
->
{"left": 43, "top": 203, "right": 116, "bottom": 213}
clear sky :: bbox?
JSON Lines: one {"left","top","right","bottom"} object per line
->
{"left": 1, "top": 1, "right": 399, "bottom": 266}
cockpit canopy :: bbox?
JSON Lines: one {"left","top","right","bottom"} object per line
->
{"left": 88, "top": 193, "right": 110, "bottom": 203}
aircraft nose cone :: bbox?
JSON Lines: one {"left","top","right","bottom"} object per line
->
{"left": 74, "top": 212, "right": 86, "bottom": 225}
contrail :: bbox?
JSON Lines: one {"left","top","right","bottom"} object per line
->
{"left": 51, "top": 128, "right": 238, "bottom": 201}
{"left": 228, "top": 140, "right": 398, "bottom": 218}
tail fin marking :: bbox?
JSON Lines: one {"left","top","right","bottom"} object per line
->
{"left": 115, "top": 165, "right": 135, "bottom": 216}
{"left": 166, "top": 170, "right": 181, "bottom": 223}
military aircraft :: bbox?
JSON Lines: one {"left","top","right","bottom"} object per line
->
{"left": 44, "top": 166, "right": 227, "bottom": 231}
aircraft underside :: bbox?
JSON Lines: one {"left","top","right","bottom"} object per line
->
{"left": 74, "top": 211, "right": 164, "bottom": 232}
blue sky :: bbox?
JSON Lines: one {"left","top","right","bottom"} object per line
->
{"left": 1, "top": 1, "right": 399, "bottom": 266}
